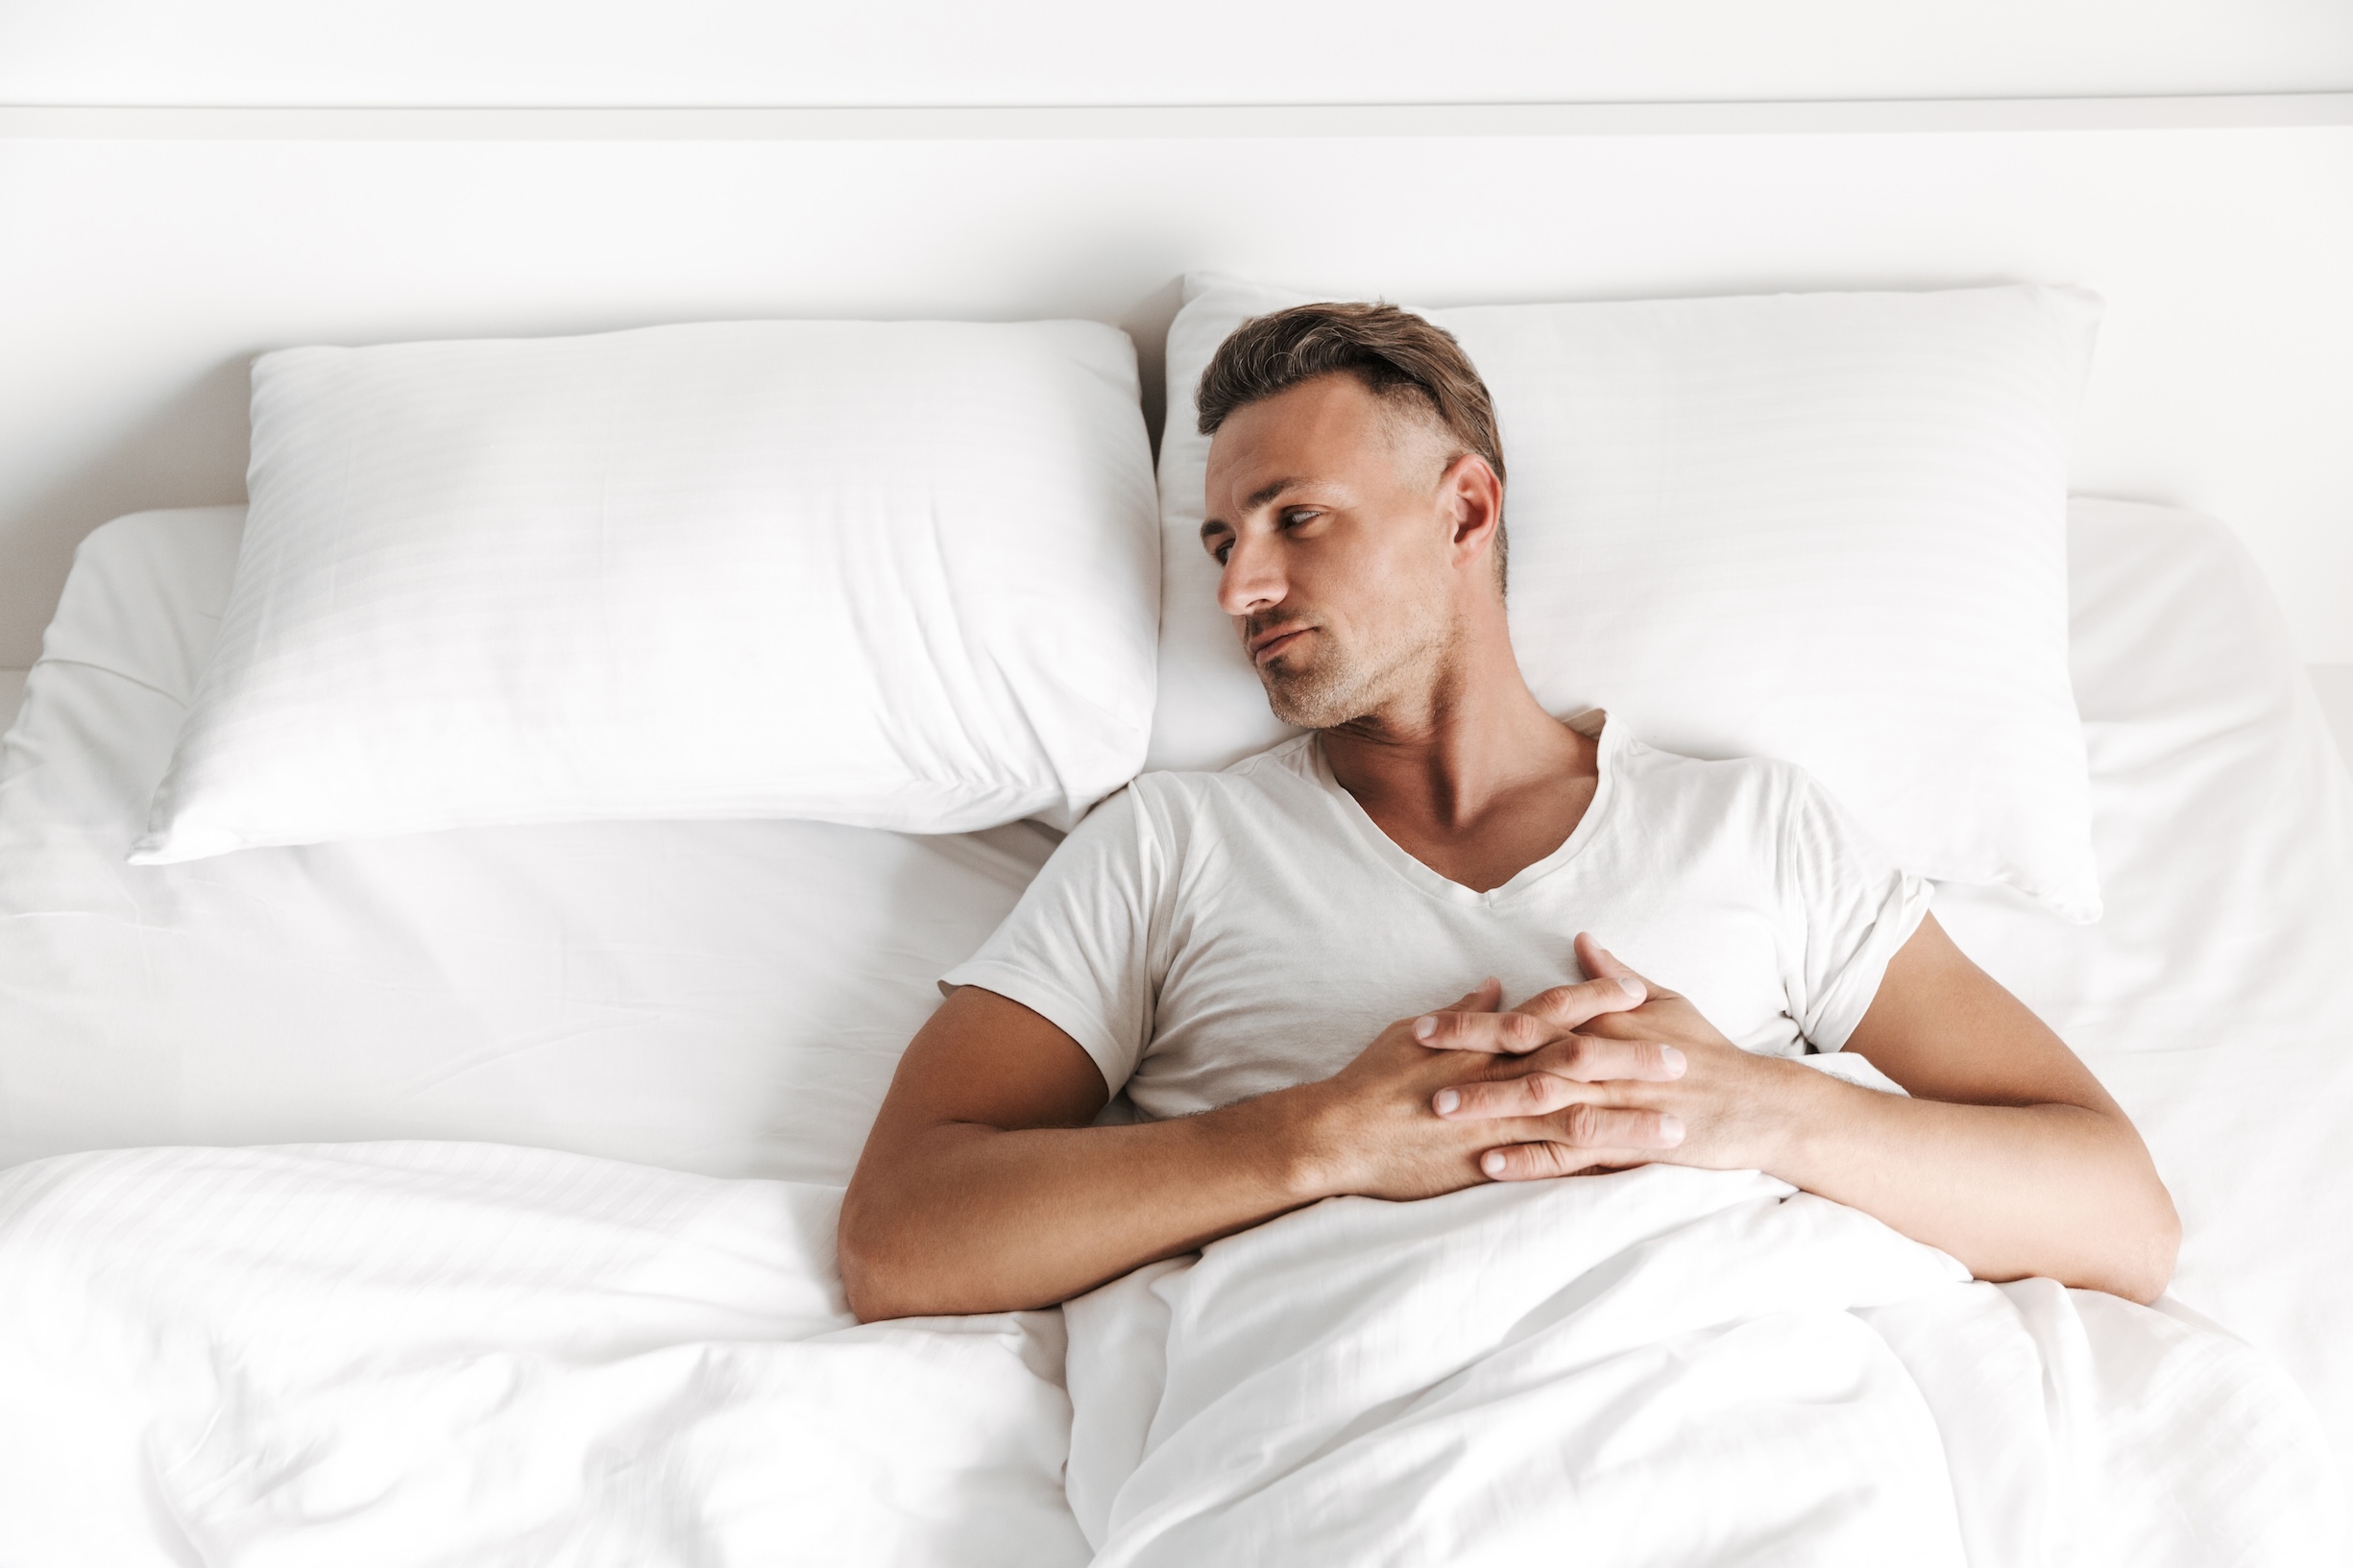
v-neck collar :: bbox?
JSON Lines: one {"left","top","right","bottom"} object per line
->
{"left": 1306, "top": 709, "right": 1621, "bottom": 910}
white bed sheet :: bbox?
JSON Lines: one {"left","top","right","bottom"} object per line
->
{"left": 1938, "top": 498, "right": 2353, "bottom": 1475}
{"left": 1, "top": 496, "right": 2351, "bottom": 1494}
{"left": 0, "top": 506, "right": 1057, "bottom": 1187}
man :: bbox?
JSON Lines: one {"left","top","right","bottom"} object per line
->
{"left": 838, "top": 302, "right": 2178, "bottom": 1323}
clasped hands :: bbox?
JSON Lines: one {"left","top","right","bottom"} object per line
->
{"left": 1301, "top": 932, "right": 1807, "bottom": 1202}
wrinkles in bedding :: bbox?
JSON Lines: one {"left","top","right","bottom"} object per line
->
{"left": 1937, "top": 501, "right": 2353, "bottom": 1475}
{"left": 4, "top": 498, "right": 2353, "bottom": 1552}
{"left": 0, "top": 1142, "right": 1087, "bottom": 1568}
{"left": 0, "top": 510, "right": 1057, "bottom": 1187}
{"left": 1, "top": 1142, "right": 2337, "bottom": 1568}
{"left": 1064, "top": 1166, "right": 2341, "bottom": 1566}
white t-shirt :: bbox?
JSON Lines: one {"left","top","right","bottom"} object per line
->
{"left": 943, "top": 716, "right": 1931, "bottom": 1122}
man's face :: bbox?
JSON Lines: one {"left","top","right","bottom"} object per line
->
{"left": 1201, "top": 374, "right": 1464, "bottom": 730}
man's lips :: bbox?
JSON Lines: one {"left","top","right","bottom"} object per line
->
{"left": 1248, "top": 625, "right": 1312, "bottom": 663}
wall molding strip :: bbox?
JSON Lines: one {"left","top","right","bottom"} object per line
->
{"left": 3, "top": 93, "right": 2351, "bottom": 141}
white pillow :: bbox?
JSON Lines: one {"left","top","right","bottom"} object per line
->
{"left": 1153, "top": 274, "right": 2103, "bottom": 920}
{"left": 133, "top": 319, "right": 1160, "bottom": 864}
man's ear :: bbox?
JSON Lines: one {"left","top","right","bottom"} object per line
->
{"left": 1440, "top": 454, "right": 1505, "bottom": 568}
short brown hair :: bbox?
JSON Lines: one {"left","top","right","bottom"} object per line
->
{"left": 1195, "top": 302, "right": 1508, "bottom": 587}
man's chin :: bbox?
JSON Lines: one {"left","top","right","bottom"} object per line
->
{"left": 1261, "top": 669, "right": 1362, "bottom": 731}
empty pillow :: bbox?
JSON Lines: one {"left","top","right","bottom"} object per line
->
{"left": 1153, "top": 274, "right": 2103, "bottom": 920}
{"left": 133, "top": 318, "right": 1160, "bottom": 863}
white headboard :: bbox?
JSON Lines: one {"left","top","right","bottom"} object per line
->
{"left": 2, "top": 96, "right": 2349, "bottom": 668}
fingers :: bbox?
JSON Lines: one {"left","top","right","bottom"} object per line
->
{"left": 1477, "top": 1123, "right": 1685, "bottom": 1184}
{"left": 1477, "top": 1141, "right": 1594, "bottom": 1180}
{"left": 1439, "top": 1090, "right": 1683, "bottom": 1148}
{"left": 1409, "top": 951, "right": 1675, "bottom": 1054}
{"left": 1532, "top": 1034, "right": 1686, "bottom": 1082}
{"left": 1572, "top": 1011, "right": 1648, "bottom": 1042}
{"left": 1555, "top": 1102, "right": 1684, "bottom": 1150}
{"left": 1432, "top": 1049, "right": 1682, "bottom": 1126}
{"left": 1413, "top": 1005, "right": 1553, "bottom": 1054}
{"left": 1573, "top": 932, "right": 1678, "bottom": 1002}
{"left": 1413, "top": 1004, "right": 1692, "bottom": 1064}
{"left": 1472, "top": 1104, "right": 1687, "bottom": 1182}
{"left": 1478, "top": 1140, "right": 1653, "bottom": 1181}
{"left": 1433, "top": 1071, "right": 1581, "bottom": 1119}
{"left": 1524, "top": 1034, "right": 1694, "bottom": 1086}
{"left": 1512, "top": 972, "right": 1647, "bottom": 1033}
{"left": 1419, "top": 977, "right": 1504, "bottom": 1022}
{"left": 1452, "top": 977, "right": 1504, "bottom": 1014}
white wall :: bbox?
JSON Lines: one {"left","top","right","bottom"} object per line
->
{"left": 5, "top": 125, "right": 2350, "bottom": 669}
{"left": 2316, "top": 668, "right": 2353, "bottom": 765}
{"left": 4, "top": 0, "right": 2350, "bottom": 105}
{"left": 3, "top": 3, "right": 2347, "bottom": 673}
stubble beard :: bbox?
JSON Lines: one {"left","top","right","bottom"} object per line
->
{"left": 1261, "top": 649, "right": 1371, "bottom": 729}
{"left": 1256, "top": 609, "right": 1457, "bottom": 732}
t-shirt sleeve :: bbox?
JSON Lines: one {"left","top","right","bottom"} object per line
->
{"left": 1777, "top": 771, "right": 1934, "bottom": 1052}
{"left": 938, "top": 784, "right": 1169, "bottom": 1095}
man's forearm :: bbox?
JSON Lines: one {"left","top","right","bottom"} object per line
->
{"left": 1761, "top": 1063, "right": 2181, "bottom": 1303}
{"left": 838, "top": 1089, "right": 1331, "bottom": 1321}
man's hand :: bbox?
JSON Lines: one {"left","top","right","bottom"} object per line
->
{"left": 1293, "top": 960, "right": 1692, "bottom": 1201}
{"left": 846, "top": 917, "right": 2179, "bottom": 1321}
{"left": 1419, "top": 933, "right": 1811, "bottom": 1182}
{"left": 1406, "top": 925, "right": 2180, "bottom": 1302}
{"left": 843, "top": 964, "right": 1690, "bottom": 1319}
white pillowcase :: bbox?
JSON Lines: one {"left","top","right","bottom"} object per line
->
{"left": 1153, "top": 274, "right": 2103, "bottom": 921}
{"left": 133, "top": 319, "right": 1160, "bottom": 864}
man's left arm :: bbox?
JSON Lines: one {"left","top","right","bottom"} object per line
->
{"left": 1429, "top": 922, "right": 2183, "bottom": 1303}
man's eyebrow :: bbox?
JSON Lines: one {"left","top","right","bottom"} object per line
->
{"left": 1202, "top": 477, "right": 1310, "bottom": 538}
{"left": 1247, "top": 476, "right": 1304, "bottom": 511}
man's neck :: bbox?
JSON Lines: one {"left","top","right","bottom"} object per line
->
{"left": 1319, "top": 639, "right": 1600, "bottom": 893}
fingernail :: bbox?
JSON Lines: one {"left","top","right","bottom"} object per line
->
{"left": 1616, "top": 975, "right": 1643, "bottom": 997}
{"left": 1481, "top": 1150, "right": 1506, "bottom": 1176}
{"left": 1434, "top": 1089, "right": 1460, "bottom": 1114}
{"left": 1660, "top": 1045, "right": 1686, "bottom": 1074}
{"left": 1414, "top": 1016, "right": 1437, "bottom": 1041}
{"left": 1659, "top": 1115, "right": 1686, "bottom": 1145}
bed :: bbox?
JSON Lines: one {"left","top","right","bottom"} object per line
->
{"left": 2, "top": 468, "right": 2348, "bottom": 1559}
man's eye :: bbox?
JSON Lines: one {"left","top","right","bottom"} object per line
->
{"left": 1280, "top": 510, "right": 1315, "bottom": 530}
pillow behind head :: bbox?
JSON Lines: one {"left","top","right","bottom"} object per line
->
{"left": 1154, "top": 273, "right": 2103, "bottom": 921}
{"left": 133, "top": 317, "right": 1160, "bottom": 864}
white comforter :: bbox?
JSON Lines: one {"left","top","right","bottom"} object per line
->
{"left": 4, "top": 1139, "right": 2341, "bottom": 1567}
{"left": 0, "top": 1143, "right": 1088, "bottom": 1567}
{"left": 1067, "top": 1164, "right": 2342, "bottom": 1567}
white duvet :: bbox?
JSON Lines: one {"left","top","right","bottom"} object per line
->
{"left": 0, "top": 1142, "right": 1088, "bottom": 1567}
{"left": 1069, "top": 1158, "right": 2340, "bottom": 1566}
{"left": 3, "top": 1135, "right": 2339, "bottom": 1566}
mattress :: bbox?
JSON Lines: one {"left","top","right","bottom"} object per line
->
{"left": 2, "top": 496, "right": 2351, "bottom": 1484}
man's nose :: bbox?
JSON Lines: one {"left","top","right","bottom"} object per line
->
{"left": 1216, "top": 530, "right": 1286, "bottom": 619}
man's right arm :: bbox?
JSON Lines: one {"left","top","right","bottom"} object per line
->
{"left": 837, "top": 978, "right": 1678, "bottom": 1321}
{"left": 838, "top": 986, "right": 1324, "bottom": 1320}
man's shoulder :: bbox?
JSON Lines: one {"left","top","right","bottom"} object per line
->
{"left": 1066, "top": 736, "right": 1323, "bottom": 865}
{"left": 1608, "top": 727, "right": 1819, "bottom": 834}
{"left": 1126, "top": 733, "right": 1321, "bottom": 808}
{"left": 1618, "top": 732, "right": 1808, "bottom": 789}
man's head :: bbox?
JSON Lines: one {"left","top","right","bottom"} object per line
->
{"left": 1196, "top": 302, "right": 1509, "bottom": 731}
